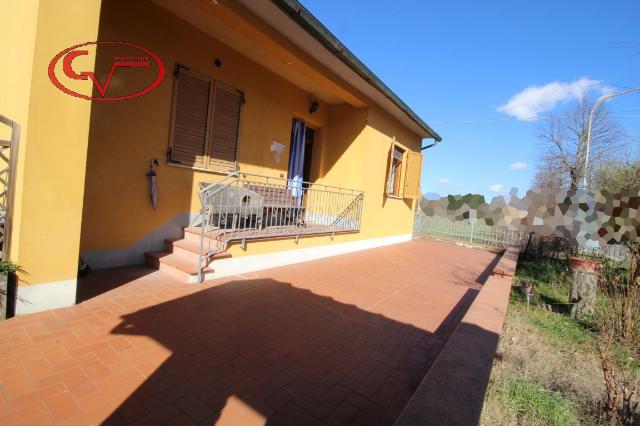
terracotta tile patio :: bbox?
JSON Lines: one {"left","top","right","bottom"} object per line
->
{"left": 0, "top": 240, "right": 501, "bottom": 425}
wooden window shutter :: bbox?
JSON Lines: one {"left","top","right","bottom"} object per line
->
{"left": 207, "top": 82, "right": 242, "bottom": 170}
{"left": 403, "top": 150, "right": 423, "bottom": 199}
{"left": 169, "top": 68, "right": 212, "bottom": 168}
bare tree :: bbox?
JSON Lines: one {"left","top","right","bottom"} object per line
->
{"left": 535, "top": 98, "right": 626, "bottom": 189}
{"left": 532, "top": 163, "right": 566, "bottom": 189}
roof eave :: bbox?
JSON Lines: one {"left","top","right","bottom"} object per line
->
{"left": 269, "top": 0, "right": 442, "bottom": 141}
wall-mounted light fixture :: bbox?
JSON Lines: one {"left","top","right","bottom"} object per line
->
{"left": 309, "top": 100, "right": 319, "bottom": 114}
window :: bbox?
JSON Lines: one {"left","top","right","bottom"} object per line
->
{"left": 168, "top": 65, "right": 243, "bottom": 171}
{"left": 385, "top": 144, "right": 423, "bottom": 199}
{"left": 386, "top": 145, "right": 405, "bottom": 196}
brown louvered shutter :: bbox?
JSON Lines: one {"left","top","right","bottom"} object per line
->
{"left": 403, "top": 150, "right": 423, "bottom": 199}
{"left": 207, "top": 82, "right": 242, "bottom": 170}
{"left": 169, "top": 68, "right": 212, "bottom": 168}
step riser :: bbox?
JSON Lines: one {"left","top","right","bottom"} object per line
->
{"left": 144, "top": 228, "right": 226, "bottom": 283}
{"left": 145, "top": 253, "right": 201, "bottom": 283}
{"left": 166, "top": 240, "right": 224, "bottom": 262}
{"left": 182, "top": 230, "right": 220, "bottom": 247}
{"left": 165, "top": 241, "right": 201, "bottom": 263}
{"left": 144, "top": 253, "right": 160, "bottom": 269}
{"left": 158, "top": 261, "right": 196, "bottom": 282}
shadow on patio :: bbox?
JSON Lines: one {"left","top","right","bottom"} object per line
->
{"left": 102, "top": 272, "right": 496, "bottom": 424}
{"left": 0, "top": 240, "right": 505, "bottom": 425}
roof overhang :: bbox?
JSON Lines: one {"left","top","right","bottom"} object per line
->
{"left": 248, "top": 0, "right": 442, "bottom": 141}
{"left": 152, "top": 0, "right": 441, "bottom": 140}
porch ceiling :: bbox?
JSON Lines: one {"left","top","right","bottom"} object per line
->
{"left": 151, "top": 0, "right": 366, "bottom": 107}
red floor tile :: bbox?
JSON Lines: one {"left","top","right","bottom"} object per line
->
{"left": 0, "top": 240, "right": 499, "bottom": 425}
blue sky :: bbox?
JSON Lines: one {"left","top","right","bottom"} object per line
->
{"left": 302, "top": 0, "right": 640, "bottom": 199}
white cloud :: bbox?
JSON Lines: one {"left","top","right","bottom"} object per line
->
{"left": 497, "top": 78, "right": 615, "bottom": 121}
{"left": 490, "top": 184, "right": 505, "bottom": 193}
{"left": 435, "top": 178, "right": 450, "bottom": 184}
{"left": 509, "top": 161, "right": 527, "bottom": 170}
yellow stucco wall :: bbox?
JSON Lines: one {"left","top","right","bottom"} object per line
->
{"left": 1, "top": 0, "right": 103, "bottom": 286}
{"left": 81, "top": 0, "right": 328, "bottom": 252}
{"left": 79, "top": 0, "right": 422, "bottom": 264}
{"left": 0, "top": 0, "right": 40, "bottom": 264}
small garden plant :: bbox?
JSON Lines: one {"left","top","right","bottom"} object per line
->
{"left": 0, "top": 260, "right": 18, "bottom": 274}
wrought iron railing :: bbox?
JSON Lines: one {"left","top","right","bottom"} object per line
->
{"left": 196, "top": 172, "right": 364, "bottom": 281}
{"left": 0, "top": 115, "right": 20, "bottom": 261}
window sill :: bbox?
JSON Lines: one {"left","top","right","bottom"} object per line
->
{"left": 385, "top": 193, "right": 404, "bottom": 200}
{"left": 166, "top": 161, "right": 236, "bottom": 175}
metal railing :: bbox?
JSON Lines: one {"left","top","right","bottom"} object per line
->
{"left": 413, "top": 212, "right": 527, "bottom": 248}
{"left": 0, "top": 115, "right": 20, "bottom": 261}
{"left": 196, "top": 172, "right": 364, "bottom": 281}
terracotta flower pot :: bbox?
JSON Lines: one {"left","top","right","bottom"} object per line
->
{"left": 569, "top": 256, "right": 602, "bottom": 275}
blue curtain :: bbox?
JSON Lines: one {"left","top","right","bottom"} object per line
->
{"left": 288, "top": 119, "right": 306, "bottom": 200}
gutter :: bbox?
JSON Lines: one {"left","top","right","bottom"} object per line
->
{"left": 421, "top": 140, "right": 440, "bottom": 151}
{"left": 269, "top": 0, "right": 442, "bottom": 142}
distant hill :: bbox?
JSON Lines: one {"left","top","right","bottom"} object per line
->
{"left": 423, "top": 192, "right": 441, "bottom": 200}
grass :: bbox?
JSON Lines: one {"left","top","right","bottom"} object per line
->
{"left": 483, "top": 253, "right": 640, "bottom": 424}
{"left": 481, "top": 256, "right": 606, "bottom": 425}
{"left": 525, "top": 305, "right": 593, "bottom": 347}
{"left": 496, "top": 378, "right": 578, "bottom": 426}
{"left": 510, "top": 258, "right": 595, "bottom": 348}
{"left": 513, "top": 258, "right": 572, "bottom": 304}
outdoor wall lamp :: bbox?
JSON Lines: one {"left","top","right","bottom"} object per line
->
{"left": 309, "top": 100, "right": 319, "bottom": 114}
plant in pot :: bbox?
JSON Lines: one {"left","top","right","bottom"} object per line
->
{"left": 0, "top": 260, "right": 18, "bottom": 320}
{"left": 568, "top": 253, "right": 602, "bottom": 320}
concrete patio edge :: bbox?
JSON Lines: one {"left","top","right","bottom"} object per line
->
{"left": 201, "top": 233, "right": 413, "bottom": 282}
{"left": 395, "top": 246, "right": 519, "bottom": 426}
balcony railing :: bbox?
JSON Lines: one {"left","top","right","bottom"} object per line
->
{"left": 195, "top": 172, "right": 364, "bottom": 280}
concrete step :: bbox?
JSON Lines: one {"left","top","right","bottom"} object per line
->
{"left": 144, "top": 226, "right": 231, "bottom": 283}
{"left": 182, "top": 226, "right": 226, "bottom": 245}
{"left": 145, "top": 251, "right": 213, "bottom": 283}
{"left": 164, "top": 238, "right": 232, "bottom": 262}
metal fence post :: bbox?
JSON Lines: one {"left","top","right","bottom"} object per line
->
{"left": 470, "top": 221, "right": 475, "bottom": 243}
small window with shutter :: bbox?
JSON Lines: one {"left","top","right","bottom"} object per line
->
{"left": 168, "top": 65, "right": 242, "bottom": 172}
{"left": 386, "top": 144, "right": 405, "bottom": 197}
{"left": 385, "top": 144, "right": 422, "bottom": 199}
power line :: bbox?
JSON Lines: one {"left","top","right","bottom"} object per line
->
{"left": 430, "top": 114, "right": 640, "bottom": 125}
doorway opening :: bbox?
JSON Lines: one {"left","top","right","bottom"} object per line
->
{"left": 302, "top": 127, "right": 314, "bottom": 184}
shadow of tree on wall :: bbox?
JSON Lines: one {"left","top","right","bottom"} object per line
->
{"left": 98, "top": 272, "right": 497, "bottom": 425}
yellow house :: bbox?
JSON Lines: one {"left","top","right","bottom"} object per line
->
{"left": 0, "top": 0, "right": 441, "bottom": 315}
